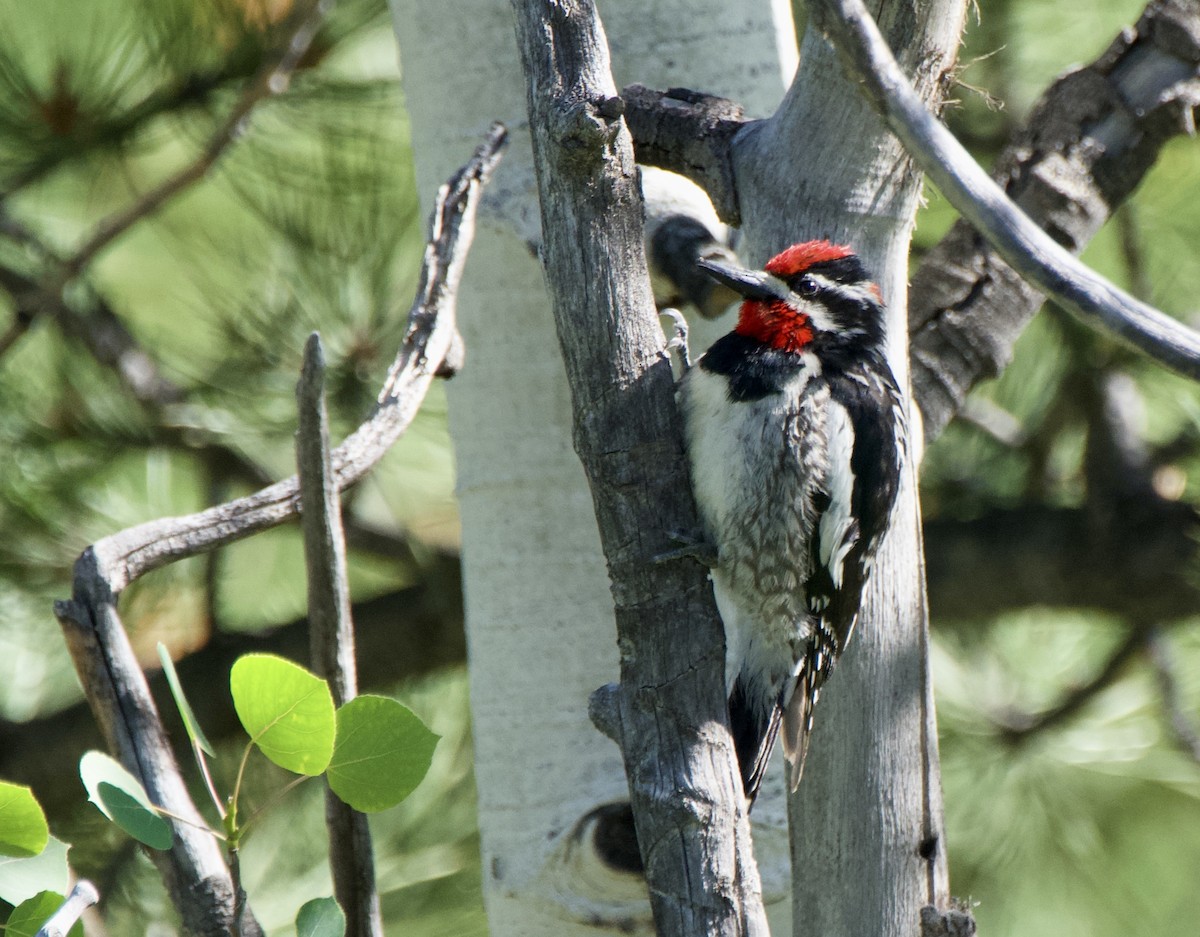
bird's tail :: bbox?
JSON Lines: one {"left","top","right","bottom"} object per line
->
{"left": 728, "top": 677, "right": 783, "bottom": 808}
{"left": 781, "top": 667, "right": 821, "bottom": 792}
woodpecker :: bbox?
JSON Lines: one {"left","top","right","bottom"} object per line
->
{"left": 678, "top": 240, "right": 906, "bottom": 804}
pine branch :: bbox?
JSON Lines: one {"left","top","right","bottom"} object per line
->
{"left": 3, "top": 61, "right": 260, "bottom": 199}
{"left": 995, "top": 629, "right": 1147, "bottom": 740}
{"left": 57, "top": 0, "right": 334, "bottom": 282}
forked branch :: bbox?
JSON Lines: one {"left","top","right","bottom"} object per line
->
{"left": 813, "top": 0, "right": 1200, "bottom": 383}
{"left": 52, "top": 124, "right": 506, "bottom": 937}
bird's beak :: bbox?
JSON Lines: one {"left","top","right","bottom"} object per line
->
{"left": 697, "top": 256, "right": 791, "bottom": 303}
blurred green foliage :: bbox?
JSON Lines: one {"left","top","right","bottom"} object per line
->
{"left": 0, "top": 0, "right": 477, "bottom": 933}
{"left": 0, "top": 0, "right": 1197, "bottom": 934}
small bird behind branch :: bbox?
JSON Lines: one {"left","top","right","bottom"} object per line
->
{"left": 678, "top": 240, "right": 906, "bottom": 804}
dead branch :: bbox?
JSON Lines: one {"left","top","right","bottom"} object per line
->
{"left": 620, "top": 84, "right": 746, "bottom": 224}
{"left": 50, "top": 124, "right": 505, "bottom": 936}
{"left": 61, "top": 124, "right": 504, "bottom": 594}
{"left": 814, "top": 0, "right": 1200, "bottom": 390}
{"left": 907, "top": 0, "right": 1200, "bottom": 440}
{"left": 296, "top": 333, "right": 382, "bottom": 937}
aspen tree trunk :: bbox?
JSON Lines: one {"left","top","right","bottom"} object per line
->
{"left": 727, "top": 0, "right": 968, "bottom": 931}
{"left": 388, "top": 2, "right": 797, "bottom": 934}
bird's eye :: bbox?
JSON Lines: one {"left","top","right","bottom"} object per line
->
{"left": 796, "top": 275, "right": 818, "bottom": 297}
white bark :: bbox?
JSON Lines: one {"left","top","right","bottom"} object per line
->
{"left": 388, "top": 2, "right": 797, "bottom": 933}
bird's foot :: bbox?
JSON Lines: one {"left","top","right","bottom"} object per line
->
{"left": 660, "top": 308, "right": 692, "bottom": 373}
{"left": 654, "top": 528, "right": 718, "bottom": 568}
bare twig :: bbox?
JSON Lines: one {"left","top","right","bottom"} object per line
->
{"left": 996, "top": 629, "right": 1146, "bottom": 740}
{"left": 296, "top": 333, "right": 382, "bottom": 937}
{"left": 57, "top": 0, "right": 333, "bottom": 282}
{"left": 59, "top": 124, "right": 503, "bottom": 594}
{"left": 51, "top": 125, "right": 504, "bottom": 937}
{"left": 297, "top": 332, "right": 359, "bottom": 707}
{"left": 1146, "top": 628, "right": 1200, "bottom": 763}
{"left": 34, "top": 880, "right": 101, "bottom": 937}
{"left": 814, "top": 0, "right": 1200, "bottom": 382}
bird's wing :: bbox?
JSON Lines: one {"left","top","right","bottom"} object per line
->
{"left": 783, "top": 370, "right": 905, "bottom": 790}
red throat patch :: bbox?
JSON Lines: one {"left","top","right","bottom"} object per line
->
{"left": 735, "top": 299, "right": 815, "bottom": 353}
{"left": 764, "top": 240, "right": 854, "bottom": 277}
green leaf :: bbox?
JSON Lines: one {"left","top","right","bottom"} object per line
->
{"left": 295, "top": 896, "right": 345, "bottom": 937}
{"left": 98, "top": 784, "right": 174, "bottom": 851}
{"left": 230, "top": 654, "right": 335, "bottom": 775}
{"left": 0, "top": 836, "right": 69, "bottom": 905}
{"left": 78, "top": 752, "right": 173, "bottom": 850}
{"left": 0, "top": 781, "right": 48, "bottom": 858}
{"left": 327, "top": 695, "right": 439, "bottom": 812}
{"left": 5, "top": 890, "right": 84, "bottom": 937}
{"left": 157, "top": 642, "right": 215, "bottom": 756}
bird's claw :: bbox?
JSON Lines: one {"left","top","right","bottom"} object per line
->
{"left": 654, "top": 529, "right": 718, "bottom": 568}
{"left": 660, "top": 308, "right": 692, "bottom": 373}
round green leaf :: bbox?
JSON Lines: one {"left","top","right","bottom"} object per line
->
{"left": 0, "top": 836, "right": 69, "bottom": 905}
{"left": 296, "top": 896, "right": 345, "bottom": 937}
{"left": 231, "top": 654, "right": 335, "bottom": 775}
{"left": 327, "top": 695, "right": 439, "bottom": 812}
{"left": 5, "top": 890, "right": 84, "bottom": 937}
{"left": 79, "top": 752, "right": 173, "bottom": 850}
{"left": 0, "top": 781, "right": 48, "bottom": 858}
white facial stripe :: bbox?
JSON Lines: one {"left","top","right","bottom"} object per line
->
{"left": 789, "top": 292, "right": 838, "bottom": 332}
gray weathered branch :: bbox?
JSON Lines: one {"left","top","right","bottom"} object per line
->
{"left": 50, "top": 125, "right": 504, "bottom": 937}
{"left": 63, "top": 124, "right": 504, "bottom": 594}
{"left": 297, "top": 334, "right": 383, "bottom": 937}
{"left": 509, "top": 1, "right": 766, "bottom": 933}
{"left": 814, "top": 0, "right": 1200, "bottom": 403}
{"left": 911, "top": 0, "right": 1200, "bottom": 441}
{"left": 34, "top": 880, "right": 101, "bottom": 937}
{"left": 56, "top": 561, "right": 263, "bottom": 937}
{"left": 622, "top": 84, "right": 746, "bottom": 224}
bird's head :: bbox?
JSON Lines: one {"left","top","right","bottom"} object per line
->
{"left": 698, "top": 240, "right": 886, "bottom": 356}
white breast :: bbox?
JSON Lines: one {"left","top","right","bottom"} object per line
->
{"left": 679, "top": 358, "right": 827, "bottom": 694}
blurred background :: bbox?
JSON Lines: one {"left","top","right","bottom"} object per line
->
{"left": 0, "top": 0, "right": 1196, "bottom": 934}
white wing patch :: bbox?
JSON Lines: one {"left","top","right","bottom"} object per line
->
{"left": 817, "top": 400, "right": 858, "bottom": 593}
